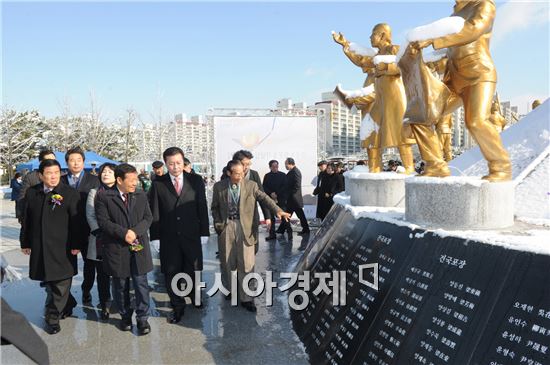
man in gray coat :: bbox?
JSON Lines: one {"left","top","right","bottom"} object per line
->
{"left": 211, "top": 160, "right": 290, "bottom": 312}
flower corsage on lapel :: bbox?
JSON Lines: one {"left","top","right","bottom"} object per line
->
{"left": 50, "top": 194, "right": 64, "bottom": 211}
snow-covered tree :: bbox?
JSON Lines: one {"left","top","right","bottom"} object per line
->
{"left": 0, "top": 109, "right": 48, "bottom": 179}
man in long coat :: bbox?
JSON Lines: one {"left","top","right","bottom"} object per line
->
{"left": 95, "top": 163, "right": 153, "bottom": 335}
{"left": 20, "top": 159, "right": 81, "bottom": 334}
{"left": 149, "top": 147, "right": 210, "bottom": 324}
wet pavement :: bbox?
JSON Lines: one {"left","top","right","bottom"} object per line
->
{"left": 1, "top": 200, "right": 312, "bottom": 364}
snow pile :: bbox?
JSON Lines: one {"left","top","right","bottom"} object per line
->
{"left": 348, "top": 41, "right": 378, "bottom": 57}
{"left": 343, "top": 171, "right": 409, "bottom": 180}
{"left": 406, "top": 16, "right": 465, "bottom": 42}
{"left": 407, "top": 175, "right": 486, "bottom": 187}
{"left": 338, "top": 84, "right": 375, "bottom": 98}
{"left": 515, "top": 153, "right": 550, "bottom": 220}
{"left": 333, "top": 193, "right": 550, "bottom": 256}
{"left": 397, "top": 16, "right": 464, "bottom": 62}
{"left": 360, "top": 113, "right": 378, "bottom": 140}
{"left": 373, "top": 55, "right": 397, "bottom": 65}
{"left": 423, "top": 48, "right": 448, "bottom": 63}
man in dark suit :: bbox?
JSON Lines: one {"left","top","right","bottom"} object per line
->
{"left": 20, "top": 159, "right": 82, "bottom": 334}
{"left": 149, "top": 147, "right": 210, "bottom": 324}
{"left": 232, "top": 150, "right": 271, "bottom": 253}
{"left": 61, "top": 147, "right": 100, "bottom": 305}
{"left": 262, "top": 160, "right": 287, "bottom": 241}
{"left": 18, "top": 149, "right": 56, "bottom": 222}
{"left": 312, "top": 160, "right": 328, "bottom": 221}
{"left": 279, "top": 157, "right": 310, "bottom": 240}
{"left": 95, "top": 163, "right": 153, "bottom": 335}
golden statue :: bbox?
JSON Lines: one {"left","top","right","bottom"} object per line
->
{"left": 532, "top": 99, "right": 542, "bottom": 110}
{"left": 427, "top": 58, "right": 454, "bottom": 162}
{"left": 488, "top": 93, "right": 506, "bottom": 132}
{"left": 413, "top": 0, "right": 512, "bottom": 181}
{"left": 333, "top": 24, "right": 415, "bottom": 174}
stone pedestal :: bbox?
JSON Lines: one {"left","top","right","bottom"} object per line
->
{"left": 344, "top": 171, "right": 407, "bottom": 207}
{"left": 405, "top": 176, "right": 515, "bottom": 230}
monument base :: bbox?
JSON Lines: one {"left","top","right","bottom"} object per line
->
{"left": 405, "top": 176, "right": 515, "bottom": 230}
{"left": 344, "top": 170, "right": 407, "bottom": 208}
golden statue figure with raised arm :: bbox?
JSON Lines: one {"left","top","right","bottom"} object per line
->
{"left": 333, "top": 24, "right": 416, "bottom": 174}
{"left": 413, "top": 0, "right": 512, "bottom": 181}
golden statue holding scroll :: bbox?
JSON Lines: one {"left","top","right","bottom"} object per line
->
{"left": 412, "top": 0, "right": 512, "bottom": 181}
{"left": 333, "top": 24, "right": 416, "bottom": 174}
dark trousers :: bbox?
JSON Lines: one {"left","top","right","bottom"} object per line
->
{"left": 165, "top": 260, "right": 198, "bottom": 310}
{"left": 280, "top": 201, "right": 309, "bottom": 233}
{"left": 44, "top": 278, "right": 73, "bottom": 325}
{"left": 90, "top": 260, "right": 111, "bottom": 306}
{"left": 112, "top": 255, "right": 150, "bottom": 321}
{"left": 80, "top": 248, "right": 96, "bottom": 296}
{"left": 163, "top": 239, "right": 202, "bottom": 310}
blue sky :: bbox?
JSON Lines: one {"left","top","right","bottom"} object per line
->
{"left": 2, "top": 1, "right": 549, "bottom": 122}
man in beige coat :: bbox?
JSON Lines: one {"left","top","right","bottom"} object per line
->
{"left": 211, "top": 160, "right": 290, "bottom": 312}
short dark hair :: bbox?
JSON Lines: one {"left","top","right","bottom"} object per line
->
{"left": 356, "top": 160, "right": 365, "bottom": 166}
{"left": 163, "top": 147, "right": 185, "bottom": 162}
{"left": 38, "top": 149, "right": 55, "bottom": 162}
{"left": 226, "top": 159, "right": 243, "bottom": 173}
{"left": 39, "top": 159, "right": 61, "bottom": 174}
{"left": 285, "top": 157, "right": 295, "bottom": 166}
{"left": 115, "top": 163, "right": 137, "bottom": 181}
{"left": 65, "top": 147, "right": 85, "bottom": 162}
{"left": 232, "top": 150, "right": 253, "bottom": 161}
{"left": 184, "top": 157, "right": 191, "bottom": 166}
{"left": 152, "top": 160, "right": 164, "bottom": 169}
{"left": 268, "top": 160, "right": 278, "bottom": 167}
{"left": 98, "top": 162, "right": 117, "bottom": 177}
{"left": 14, "top": 172, "right": 22, "bottom": 179}
{"left": 317, "top": 160, "right": 328, "bottom": 166}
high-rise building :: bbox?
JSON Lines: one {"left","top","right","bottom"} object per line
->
{"left": 167, "top": 114, "right": 213, "bottom": 169}
{"left": 308, "top": 92, "right": 362, "bottom": 157}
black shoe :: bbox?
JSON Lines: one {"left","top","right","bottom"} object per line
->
{"left": 241, "top": 301, "right": 257, "bottom": 313}
{"left": 45, "top": 323, "right": 61, "bottom": 335}
{"left": 100, "top": 305, "right": 110, "bottom": 320}
{"left": 82, "top": 292, "right": 92, "bottom": 304}
{"left": 265, "top": 234, "right": 276, "bottom": 241}
{"left": 119, "top": 317, "right": 132, "bottom": 331}
{"left": 297, "top": 230, "right": 310, "bottom": 236}
{"left": 168, "top": 308, "right": 184, "bottom": 324}
{"left": 60, "top": 297, "right": 77, "bottom": 319}
{"left": 137, "top": 320, "right": 151, "bottom": 335}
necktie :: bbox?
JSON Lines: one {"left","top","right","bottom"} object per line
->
{"left": 72, "top": 175, "right": 80, "bottom": 188}
{"left": 174, "top": 177, "right": 182, "bottom": 195}
{"left": 122, "top": 193, "right": 129, "bottom": 209}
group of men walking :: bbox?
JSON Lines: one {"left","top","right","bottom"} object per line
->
{"left": 18, "top": 146, "right": 307, "bottom": 335}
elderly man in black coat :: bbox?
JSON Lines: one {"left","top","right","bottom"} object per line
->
{"left": 95, "top": 163, "right": 153, "bottom": 335}
{"left": 149, "top": 147, "right": 210, "bottom": 324}
{"left": 20, "top": 159, "right": 81, "bottom": 334}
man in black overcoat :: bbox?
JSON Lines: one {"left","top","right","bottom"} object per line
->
{"left": 279, "top": 157, "right": 310, "bottom": 240}
{"left": 95, "top": 163, "right": 153, "bottom": 335}
{"left": 262, "top": 159, "right": 287, "bottom": 241}
{"left": 149, "top": 147, "right": 210, "bottom": 324}
{"left": 60, "top": 146, "right": 100, "bottom": 304}
{"left": 20, "top": 159, "right": 81, "bottom": 334}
